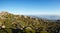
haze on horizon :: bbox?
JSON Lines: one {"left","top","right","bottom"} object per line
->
{"left": 0, "top": 0, "right": 60, "bottom": 15}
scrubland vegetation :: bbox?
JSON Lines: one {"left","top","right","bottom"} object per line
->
{"left": 0, "top": 12, "right": 60, "bottom": 33}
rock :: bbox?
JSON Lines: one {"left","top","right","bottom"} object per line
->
{"left": 2, "top": 25, "right": 5, "bottom": 28}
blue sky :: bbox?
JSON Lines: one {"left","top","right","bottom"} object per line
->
{"left": 0, "top": 0, "right": 60, "bottom": 15}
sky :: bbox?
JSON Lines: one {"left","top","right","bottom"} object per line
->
{"left": 0, "top": 0, "right": 60, "bottom": 15}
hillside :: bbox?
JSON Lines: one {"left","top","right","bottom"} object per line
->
{"left": 0, "top": 12, "right": 60, "bottom": 33}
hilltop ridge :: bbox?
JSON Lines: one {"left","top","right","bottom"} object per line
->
{"left": 0, "top": 11, "right": 60, "bottom": 33}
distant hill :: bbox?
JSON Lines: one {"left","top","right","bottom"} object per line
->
{"left": 28, "top": 15, "right": 60, "bottom": 20}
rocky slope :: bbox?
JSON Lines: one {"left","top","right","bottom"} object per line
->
{"left": 0, "top": 12, "right": 60, "bottom": 33}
